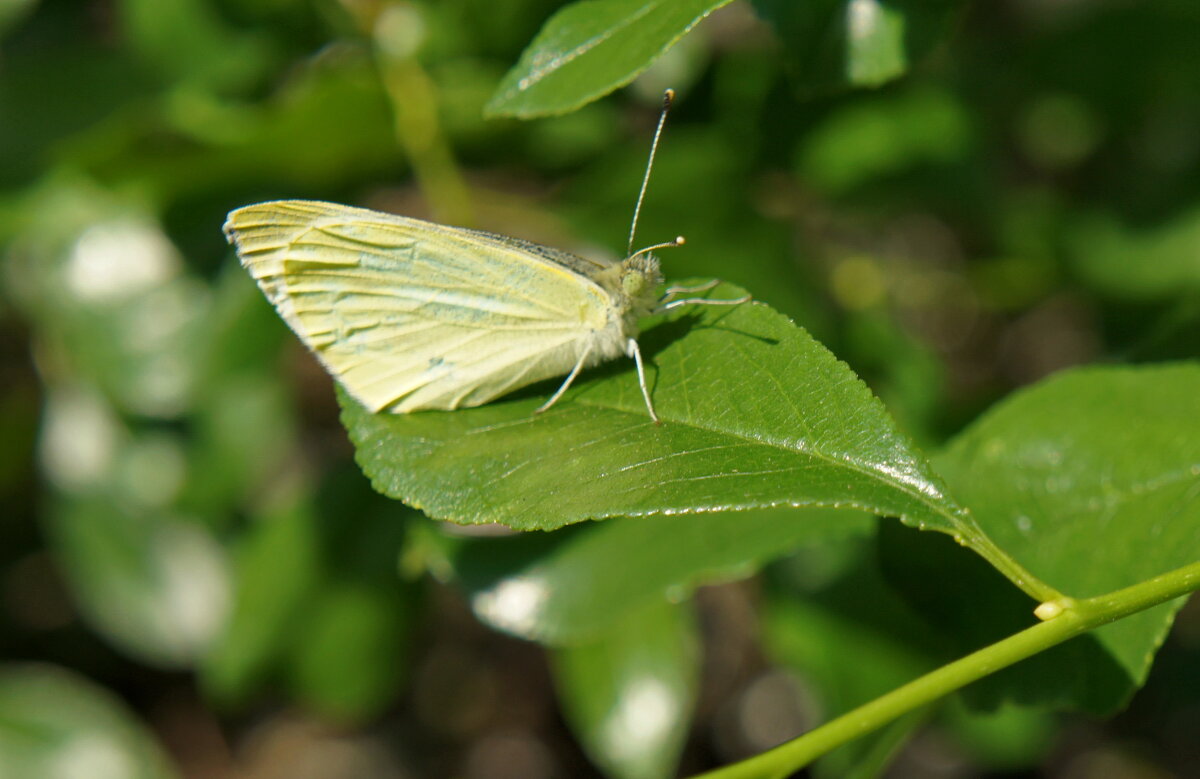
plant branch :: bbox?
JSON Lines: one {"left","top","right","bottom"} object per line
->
{"left": 693, "top": 558, "right": 1200, "bottom": 779}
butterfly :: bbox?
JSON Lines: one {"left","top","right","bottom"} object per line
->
{"left": 223, "top": 90, "right": 748, "bottom": 423}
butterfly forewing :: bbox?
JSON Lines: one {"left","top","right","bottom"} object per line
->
{"left": 225, "top": 200, "right": 623, "bottom": 412}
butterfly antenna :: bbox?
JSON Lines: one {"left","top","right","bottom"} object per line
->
{"left": 628, "top": 235, "right": 685, "bottom": 262}
{"left": 626, "top": 88, "right": 675, "bottom": 257}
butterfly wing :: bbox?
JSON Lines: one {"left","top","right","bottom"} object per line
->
{"left": 224, "top": 200, "right": 625, "bottom": 412}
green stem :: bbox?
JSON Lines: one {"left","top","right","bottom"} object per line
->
{"left": 965, "top": 529, "right": 1063, "bottom": 603}
{"left": 351, "top": 3, "right": 474, "bottom": 227}
{"left": 923, "top": 495, "right": 1062, "bottom": 603}
{"left": 376, "top": 52, "right": 474, "bottom": 227}
{"left": 694, "top": 559, "right": 1200, "bottom": 779}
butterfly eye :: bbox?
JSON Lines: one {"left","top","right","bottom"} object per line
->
{"left": 621, "top": 270, "right": 648, "bottom": 296}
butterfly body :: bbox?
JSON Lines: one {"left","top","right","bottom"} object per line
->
{"left": 224, "top": 199, "right": 664, "bottom": 414}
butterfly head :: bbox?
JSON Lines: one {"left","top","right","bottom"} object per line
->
{"left": 619, "top": 253, "right": 664, "bottom": 316}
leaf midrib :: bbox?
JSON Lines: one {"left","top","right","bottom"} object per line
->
{"left": 560, "top": 394, "right": 966, "bottom": 530}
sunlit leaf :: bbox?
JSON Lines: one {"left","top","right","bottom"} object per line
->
{"left": 341, "top": 286, "right": 968, "bottom": 540}
{"left": 752, "top": 0, "right": 963, "bottom": 93}
{"left": 487, "top": 0, "right": 734, "bottom": 117}
{"left": 0, "top": 665, "right": 178, "bottom": 779}
{"left": 552, "top": 601, "right": 698, "bottom": 779}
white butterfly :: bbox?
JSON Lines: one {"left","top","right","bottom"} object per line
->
{"left": 223, "top": 90, "right": 747, "bottom": 422}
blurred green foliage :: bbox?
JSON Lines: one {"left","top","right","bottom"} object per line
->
{"left": 1, "top": 1, "right": 1198, "bottom": 778}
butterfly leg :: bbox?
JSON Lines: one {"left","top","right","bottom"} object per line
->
{"left": 656, "top": 292, "right": 752, "bottom": 313}
{"left": 660, "top": 279, "right": 719, "bottom": 301}
{"left": 535, "top": 345, "right": 592, "bottom": 415}
{"left": 626, "top": 337, "right": 661, "bottom": 424}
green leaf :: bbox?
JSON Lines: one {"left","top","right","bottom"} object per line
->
{"left": 282, "top": 466, "right": 418, "bottom": 721}
{"left": 763, "top": 536, "right": 937, "bottom": 778}
{"left": 201, "top": 499, "right": 321, "bottom": 704}
{"left": 486, "top": 0, "right": 734, "bottom": 118}
{"left": 752, "top": 0, "right": 963, "bottom": 93}
{"left": 1069, "top": 207, "right": 1200, "bottom": 300}
{"left": 340, "top": 287, "right": 966, "bottom": 537}
{"left": 795, "top": 86, "right": 971, "bottom": 196}
{"left": 456, "top": 507, "right": 874, "bottom": 644}
{"left": 0, "top": 0, "right": 37, "bottom": 39}
{"left": 875, "top": 522, "right": 1127, "bottom": 713}
{"left": 47, "top": 497, "right": 230, "bottom": 668}
{"left": 286, "top": 579, "right": 414, "bottom": 722}
{"left": 0, "top": 665, "right": 178, "bottom": 779}
{"left": 551, "top": 600, "right": 699, "bottom": 779}
{"left": 940, "top": 698, "right": 1056, "bottom": 773}
{"left": 118, "top": 0, "right": 274, "bottom": 92}
{"left": 205, "top": 466, "right": 416, "bottom": 716}
{"left": 830, "top": 713, "right": 927, "bottom": 779}
{"left": 4, "top": 189, "right": 206, "bottom": 419}
{"left": 934, "top": 363, "right": 1200, "bottom": 712}
{"left": 182, "top": 268, "right": 297, "bottom": 516}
